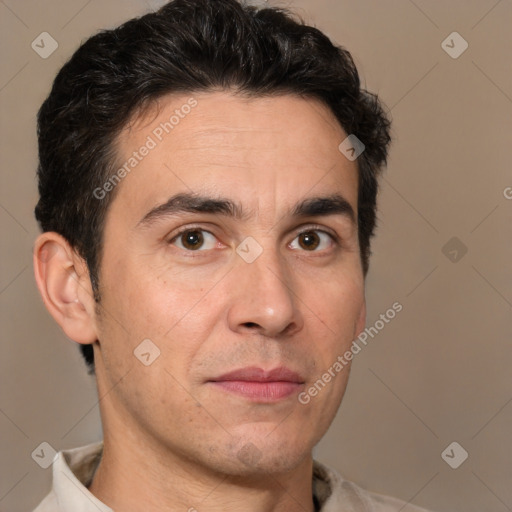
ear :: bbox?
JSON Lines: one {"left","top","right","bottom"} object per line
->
{"left": 33, "top": 232, "right": 98, "bottom": 344}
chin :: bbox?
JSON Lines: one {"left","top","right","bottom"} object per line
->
{"left": 213, "top": 432, "right": 312, "bottom": 477}
{"left": 237, "top": 451, "right": 310, "bottom": 477}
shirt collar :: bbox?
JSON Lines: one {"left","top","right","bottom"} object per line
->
{"left": 52, "top": 441, "right": 112, "bottom": 512}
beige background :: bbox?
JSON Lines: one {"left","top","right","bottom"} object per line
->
{"left": 1, "top": 1, "right": 511, "bottom": 511}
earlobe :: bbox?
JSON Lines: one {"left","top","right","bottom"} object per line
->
{"left": 33, "top": 232, "right": 98, "bottom": 345}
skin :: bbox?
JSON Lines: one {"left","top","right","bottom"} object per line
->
{"left": 34, "top": 91, "right": 366, "bottom": 512}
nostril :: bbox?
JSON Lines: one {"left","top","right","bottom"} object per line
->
{"left": 244, "top": 322, "right": 259, "bottom": 328}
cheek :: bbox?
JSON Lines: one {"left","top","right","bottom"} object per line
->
{"left": 107, "top": 258, "right": 209, "bottom": 336}
{"left": 300, "top": 269, "right": 363, "bottom": 411}
{"left": 304, "top": 268, "right": 364, "bottom": 338}
{"left": 105, "top": 262, "right": 224, "bottom": 377}
{"left": 96, "top": 262, "right": 218, "bottom": 423}
{"left": 330, "top": 285, "right": 364, "bottom": 338}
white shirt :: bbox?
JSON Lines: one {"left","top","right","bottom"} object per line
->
{"left": 33, "top": 442, "right": 434, "bottom": 512}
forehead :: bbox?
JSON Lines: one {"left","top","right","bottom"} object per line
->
{"left": 110, "top": 91, "right": 358, "bottom": 224}
{"left": 123, "top": 91, "right": 344, "bottom": 156}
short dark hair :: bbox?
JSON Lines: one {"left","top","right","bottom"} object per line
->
{"left": 35, "top": 0, "right": 391, "bottom": 374}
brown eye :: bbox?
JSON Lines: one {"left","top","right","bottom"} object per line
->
{"left": 181, "top": 230, "right": 204, "bottom": 250}
{"left": 298, "top": 231, "right": 320, "bottom": 250}
{"left": 170, "top": 229, "right": 217, "bottom": 251}
{"left": 290, "top": 229, "right": 335, "bottom": 252}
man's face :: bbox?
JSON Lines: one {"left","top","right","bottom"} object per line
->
{"left": 93, "top": 91, "right": 366, "bottom": 476}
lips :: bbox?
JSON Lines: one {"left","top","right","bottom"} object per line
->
{"left": 208, "top": 366, "right": 305, "bottom": 402}
{"left": 211, "top": 366, "right": 304, "bottom": 383}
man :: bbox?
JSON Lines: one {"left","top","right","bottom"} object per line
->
{"left": 32, "top": 0, "right": 434, "bottom": 510}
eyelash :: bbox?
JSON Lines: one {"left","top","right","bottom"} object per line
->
{"left": 167, "top": 224, "right": 339, "bottom": 254}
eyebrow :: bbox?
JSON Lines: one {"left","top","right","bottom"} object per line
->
{"left": 291, "top": 195, "right": 355, "bottom": 223}
{"left": 137, "top": 192, "right": 356, "bottom": 228}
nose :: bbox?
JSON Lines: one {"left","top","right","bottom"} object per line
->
{"left": 226, "top": 245, "right": 304, "bottom": 338}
